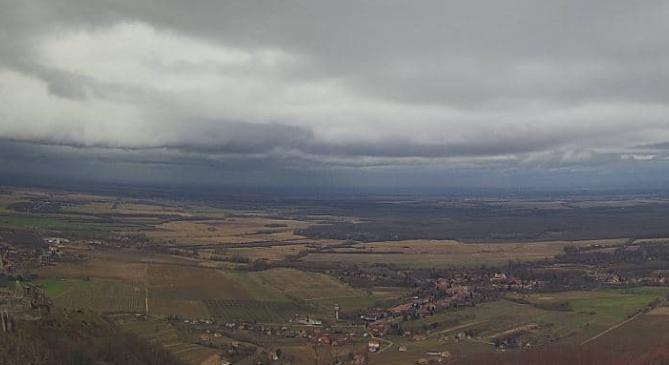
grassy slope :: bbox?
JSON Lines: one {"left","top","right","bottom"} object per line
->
{"left": 0, "top": 311, "right": 187, "bottom": 365}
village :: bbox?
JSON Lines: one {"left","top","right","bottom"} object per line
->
{"left": 0, "top": 236, "right": 81, "bottom": 278}
{"left": 4, "top": 226, "right": 669, "bottom": 365}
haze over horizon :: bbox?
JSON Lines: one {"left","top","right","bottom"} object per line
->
{"left": 2, "top": 1, "right": 669, "bottom": 189}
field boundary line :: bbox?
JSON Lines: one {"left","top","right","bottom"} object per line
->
{"left": 145, "top": 287, "right": 149, "bottom": 314}
{"left": 144, "top": 263, "right": 149, "bottom": 315}
{"left": 427, "top": 320, "right": 486, "bottom": 339}
{"left": 580, "top": 311, "right": 644, "bottom": 345}
{"left": 370, "top": 335, "right": 394, "bottom": 353}
{"left": 303, "top": 295, "right": 369, "bottom": 301}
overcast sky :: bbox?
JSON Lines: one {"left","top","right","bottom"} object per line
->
{"left": 1, "top": 1, "right": 669, "bottom": 190}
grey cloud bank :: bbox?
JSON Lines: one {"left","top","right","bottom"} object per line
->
{"left": 1, "top": 1, "right": 669, "bottom": 188}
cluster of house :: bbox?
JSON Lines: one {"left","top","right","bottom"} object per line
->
{"left": 306, "top": 328, "right": 359, "bottom": 347}
{"left": 329, "top": 267, "right": 410, "bottom": 288}
{"left": 366, "top": 344, "right": 452, "bottom": 365}
{"left": 363, "top": 287, "right": 475, "bottom": 337}
{"left": 359, "top": 271, "right": 551, "bottom": 339}
{"left": 1, "top": 244, "right": 60, "bottom": 274}
{"left": 41, "top": 239, "right": 70, "bottom": 265}
{"left": 44, "top": 237, "right": 70, "bottom": 245}
{"left": 588, "top": 271, "right": 626, "bottom": 285}
{"left": 0, "top": 237, "right": 78, "bottom": 275}
{"left": 178, "top": 317, "right": 362, "bottom": 348}
{"left": 587, "top": 270, "right": 669, "bottom": 286}
{"left": 414, "top": 353, "right": 451, "bottom": 365}
{"left": 183, "top": 318, "right": 214, "bottom": 325}
{"left": 0, "top": 245, "right": 11, "bottom": 275}
{"left": 294, "top": 317, "right": 323, "bottom": 326}
{"left": 488, "top": 272, "right": 544, "bottom": 290}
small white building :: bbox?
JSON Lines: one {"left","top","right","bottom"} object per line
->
{"left": 368, "top": 341, "right": 381, "bottom": 353}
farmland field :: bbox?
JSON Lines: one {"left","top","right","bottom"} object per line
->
{"left": 147, "top": 264, "right": 254, "bottom": 301}
{"left": 39, "top": 278, "right": 145, "bottom": 313}
{"left": 146, "top": 264, "right": 296, "bottom": 319}
{"left": 114, "top": 316, "right": 223, "bottom": 365}
{"left": 38, "top": 256, "right": 379, "bottom": 321}
{"left": 301, "top": 239, "right": 628, "bottom": 268}
{"left": 248, "top": 268, "right": 367, "bottom": 300}
{"left": 60, "top": 201, "right": 194, "bottom": 217}
{"left": 247, "top": 268, "right": 384, "bottom": 314}
{"left": 204, "top": 299, "right": 308, "bottom": 322}
{"left": 145, "top": 217, "right": 313, "bottom": 245}
{"left": 0, "top": 214, "right": 88, "bottom": 231}
{"left": 39, "top": 258, "right": 148, "bottom": 281}
{"left": 578, "top": 304, "right": 669, "bottom": 359}
{"left": 223, "top": 244, "right": 309, "bottom": 262}
{"left": 369, "top": 288, "right": 669, "bottom": 365}
{"left": 12, "top": 186, "right": 669, "bottom": 365}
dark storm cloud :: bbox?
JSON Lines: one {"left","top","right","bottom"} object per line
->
{"left": 633, "top": 142, "right": 669, "bottom": 151}
{"left": 2, "top": 0, "right": 669, "bottom": 187}
{"left": 27, "top": 0, "right": 669, "bottom": 106}
{"left": 0, "top": 117, "right": 610, "bottom": 161}
{"left": 0, "top": 120, "right": 312, "bottom": 155}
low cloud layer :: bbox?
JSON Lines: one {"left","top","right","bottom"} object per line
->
{"left": 1, "top": 1, "right": 669, "bottom": 188}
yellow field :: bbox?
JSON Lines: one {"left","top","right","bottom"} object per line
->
{"left": 223, "top": 244, "right": 308, "bottom": 261}
{"left": 302, "top": 239, "right": 628, "bottom": 268}
{"left": 0, "top": 195, "right": 22, "bottom": 213}
{"left": 353, "top": 238, "right": 626, "bottom": 253}
{"left": 147, "top": 264, "right": 256, "bottom": 301}
{"left": 39, "top": 257, "right": 148, "bottom": 281}
{"left": 61, "top": 201, "right": 194, "bottom": 217}
{"left": 249, "top": 268, "right": 366, "bottom": 301}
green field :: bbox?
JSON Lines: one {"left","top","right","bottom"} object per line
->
{"left": 0, "top": 213, "right": 119, "bottom": 233}
{"left": 578, "top": 304, "right": 669, "bottom": 358}
{"left": 39, "top": 278, "right": 88, "bottom": 297}
{"left": 302, "top": 252, "right": 543, "bottom": 269}
{"left": 41, "top": 263, "right": 380, "bottom": 322}
{"left": 227, "top": 271, "right": 294, "bottom": 302}
{"left": 38, "top": 278, "right": 146, "bottom": 313}
{"left": 370, "top": 288, "right": 669, "bottom": 365}
{"left": 558, "top": 287, "right": 669, "bottom": 321}
{"left": 0, "top": 214, "right": 76, "bottom": 230}
{"left": 248, "top": 268, "right": 368, "bottom": 300}
{"left": 401, "top": 287, "right": 669, "bottom": 343}
{"left": 204, "top": 299, "right": 309, "bottom": 322}
{"left": 246, "top": 268, "right": 383, "bottom": 315}
{"left": 208, "top": 269, "right": 381, "bottom": 321}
